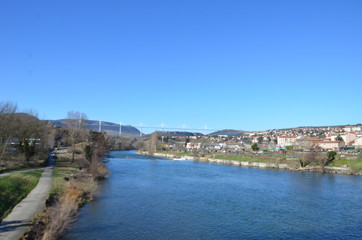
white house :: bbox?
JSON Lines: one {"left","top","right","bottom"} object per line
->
{"left": 202, "top": 143, "right": 224, "bottom": 150}
{"left": 186, "top": 142, "right": 201, "bottom": 150}
{"left": 225, "top": 142, "right": 242, "bottom": 150}
{"left": 315, "top": 140, "right": 344, "bottom": 150}
{"left": 343, "top": 126, "right": 362, "bottom": 132}
{"left": 353, "top": 137, "right": 362, "bottom": 148}
{"left": 341, "top": 132, "right": 357, "bottom": 146}
{"left": 277, "top": 136, "right": 298, "bottom": 147}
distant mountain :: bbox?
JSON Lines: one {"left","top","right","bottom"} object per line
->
{"left": 209, "top": 129, "right": 246, "bottom": 136}
{"left": 14, "top": 113, "right": 40, "bottom": 121}
{"left": 48, "top": 119, "right": 140, "bottom": 136}
{"left": 156, "top": 131, "right": 204, "bottom": 137}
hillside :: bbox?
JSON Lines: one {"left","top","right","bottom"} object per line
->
{"left": 14, "top": 113, "right": 40, "bottom": 121}
{"left": 156, "top": 131, "right": 204, "bottom": 137}
{"left": 49, "top": 119, "right": 140, "bottom": 136}
{"left": 209, "top": 129, "right": 246, "bottom": 136}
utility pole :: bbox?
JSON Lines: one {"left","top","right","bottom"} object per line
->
{"left": 98, "top": 120, "right": 102, "bottom": 132}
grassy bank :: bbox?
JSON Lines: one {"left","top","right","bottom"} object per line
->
{"left": 38, "top": 166, "right": 97, "bottom": 240}
{"left": 22, "top": 151, "right": 107, "bottom": 240}
{"left": 214, "top": 154, "right": 284, "bottom": 163}
{"left": 329, "top": 156, "right": 362, "bottom": 171}
{"left": 0, "top": 170, "right": 43, "bottom": 221}
{"left": 0, "top": 160, "right": 46, "bottom": 174}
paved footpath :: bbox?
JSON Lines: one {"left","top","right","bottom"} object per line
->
{"left": 0, "top": 166, "right": 53, "bottom": 240}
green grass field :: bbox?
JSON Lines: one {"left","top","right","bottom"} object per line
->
{"left": 330, "top": 157, "right": 362, "bottom": 171}
{"left": 0, "top": 170, "right": 43, "bottom": 220}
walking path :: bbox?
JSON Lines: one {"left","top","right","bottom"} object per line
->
{"left": 0, "top": 159, "right": 54, "bottom": 240}
{"left": 0, "top": 167, "right": 46, "bottom": 177}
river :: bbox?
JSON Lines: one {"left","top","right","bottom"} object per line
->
{"left": 62, "top": 151, "right": 362, "bottom": 240}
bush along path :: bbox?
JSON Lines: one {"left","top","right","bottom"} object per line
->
{"left": 0, "top": 166, "right": 53, "bottom": 240}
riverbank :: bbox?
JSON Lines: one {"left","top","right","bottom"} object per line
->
{"left": 150, "top": 152, "right": 362, "bottom": 176}
{"left": 20, "top": 148, "right": 108, "bottom": 240}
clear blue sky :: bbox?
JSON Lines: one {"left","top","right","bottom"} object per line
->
{"left": 1, "top": 0, "right": 361, "bottom": 132}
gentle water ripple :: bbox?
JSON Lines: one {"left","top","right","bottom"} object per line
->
{"left": 63, "top": 151, "right": 362, "bottom": 240}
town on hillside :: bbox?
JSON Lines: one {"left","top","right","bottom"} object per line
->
{"left": 152, "top": 125, "right": 362, "bottom": 153}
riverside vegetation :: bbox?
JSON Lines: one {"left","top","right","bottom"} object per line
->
{"left": 21, "top": 125, "right": 112, "bottom": 239}
{"left": 0, "top": 102, "right": 141, "bottom": 240}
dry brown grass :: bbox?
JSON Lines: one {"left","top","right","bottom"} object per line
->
{"left": 41, "top": 197, "right": 78, "bottom": 240}
{"left": 45, "top": 179, "right": 97, "bottom": 238}
{"left": 89, "top": 160, "right": 108, "bottom": 179}
{"left": 22, "top": 142, "right": 108, "bottom": 239}
{"left": 22, "top": 177, "right": 97, "bottom": 240}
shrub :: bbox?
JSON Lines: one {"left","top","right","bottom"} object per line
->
{"left": 251, "top": 143, "right": 259, "bottom": 151}
{"left": 327, "top": 151, "right": 337, "bottom": 160}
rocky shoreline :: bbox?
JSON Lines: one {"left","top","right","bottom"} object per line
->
{"left": 151, "top": 152, "right": 362, "bottom": 176}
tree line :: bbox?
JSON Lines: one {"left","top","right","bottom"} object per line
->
{"left": 0, "top": 102, "right": 142, "bottom": 172}
{"left": 0, "top": 102, "right": 49, "bottom": 169}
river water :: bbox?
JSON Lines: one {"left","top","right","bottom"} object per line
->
{"left": 63, "top": 151, "right": 362, "bottom": 240}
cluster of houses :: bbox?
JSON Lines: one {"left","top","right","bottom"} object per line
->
{"left": 182, "top": 125, "right": 362, "bottom": 152}
{"left": 276, "top": 126, "right": 362, "bottom": 151}
{"left": 277, "top": 136, "right": 344, "bottom": 151}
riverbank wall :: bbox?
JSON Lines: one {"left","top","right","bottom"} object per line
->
{"left": 151, "top": 152, "right": 362, "bottom": 176}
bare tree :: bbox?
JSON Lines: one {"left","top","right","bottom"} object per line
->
{"left": 299, "top": 144, "right": 322, "bottom": 168}
{"left": 65, "top": 111, "right": 88, "bottom": 162}
{"left": 65, "top": 111, "right": 87, "bottom": 130}
{"left": 0, "top": 102, "right": 17, "bottom": 161}
{"left": 146, "top": 132, "right": 159, "bottom": 155}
